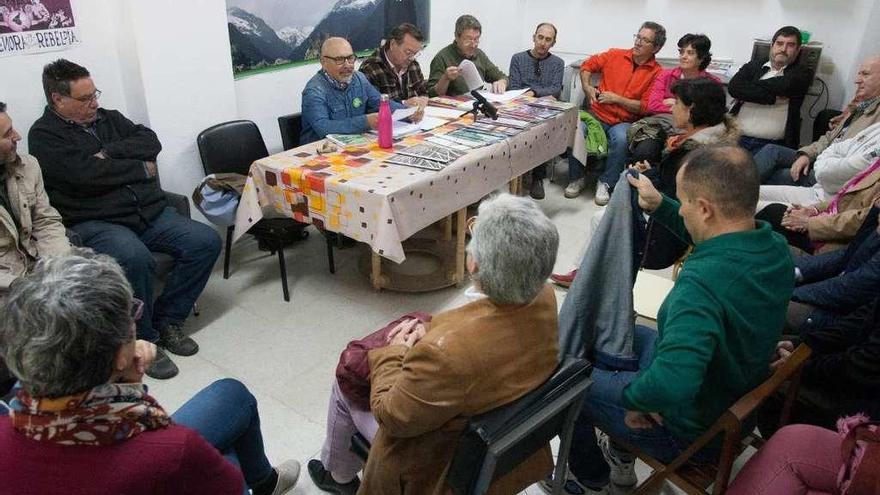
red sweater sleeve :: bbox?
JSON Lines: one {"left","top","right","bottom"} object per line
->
{"left": 163, "top": 429, "right": 245, "bottom": 495}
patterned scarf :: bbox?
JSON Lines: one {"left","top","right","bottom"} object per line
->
{"left": 8, "top": 382, "right": 172, "bottom": 446}
{"left": 320, "top": 69, "right": 350, "bottom": 91}
{"left": 824, "top": 157, "right": 880, "bottom": 215}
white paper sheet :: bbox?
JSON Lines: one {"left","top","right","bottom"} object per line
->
{"left": 392, "top": 120, "right": 421, "bottom": 137}
{"left": 458, "top": 59, "right": 484, "bottom": 91}
{"left": 424, "top": 106, "right": 467, "bottom": 119}
{"left": 418, "top": 116, "right": 449, "bottom": 131}
{"left": 392, "top": 106, "right": 418, "bottom": 121}
{"left": 476, "top": 88, "right": 530, "bottom": 103}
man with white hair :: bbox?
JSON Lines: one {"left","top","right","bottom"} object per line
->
{"left": 300, "top": 37, "right": 409, "bottom": 144}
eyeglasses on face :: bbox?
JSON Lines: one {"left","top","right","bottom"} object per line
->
{"left": 64, "top": 89, "right": 101, "bottom": 103}
{"left": 633, "top": 34, "right": 655, "bottom": 46}
{"left": 323, "top": 54, "right": 357, "bottom": 66}
{"left": 130, "top": 297, "right": 144, "bottom": 322}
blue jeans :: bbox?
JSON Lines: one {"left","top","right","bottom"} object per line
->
{"left": 568, "top": 326, "right": 716, "bottom": 488}
{"left": 172, "top": 378, "right": 274, "bottom": 490}
{"left": 739, "top": 135, "right": 785, "bottom": 155}
{"left": 568, "top": 121, "right": 632, "bottom": 187}
{"left": 753, "top": 144, "right": 816, "bottom": 186}
{"left": 72, "top": 207, "right": 221, "bottom": 342}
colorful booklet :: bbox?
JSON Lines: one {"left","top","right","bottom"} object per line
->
{"left": 384, "top": 154, "right": 446, "bottom": 171}
{"left": 425, "top": 135, "right": 475, "bottom": 152}
{"left": 326, "top": 133, "right": 373, "bottom": 147}
{"left": 396, "top": 143, "right": 465, "bottom": 164}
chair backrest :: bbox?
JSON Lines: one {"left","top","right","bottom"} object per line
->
{"left": 446, "top": 357, "right": 593, "bottom": 495}
{"left": 196, "top": 120, "right": 269, "bottom": 176}
{"left": 278, "top": 113, "right": 303, "bottom": 151}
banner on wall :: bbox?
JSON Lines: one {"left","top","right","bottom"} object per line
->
{"left": 0, "top": 0, "right": 79, "bottom": 57}
{"left": 226, "top": 0, "right": 429, "bottom": 79}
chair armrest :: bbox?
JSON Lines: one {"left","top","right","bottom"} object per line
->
{"left": 164, "top": 190, "right": 191, "bottom": 219}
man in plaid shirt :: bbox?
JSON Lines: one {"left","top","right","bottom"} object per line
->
{"left": 359, "top": 23, "right": 429, "bottom": 109}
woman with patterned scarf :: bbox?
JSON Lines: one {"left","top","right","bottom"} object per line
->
{"left": 0, "top": 250, "right": 299, "bottom": 495}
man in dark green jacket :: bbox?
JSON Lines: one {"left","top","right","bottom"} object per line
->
{"left": 426, "top": 14, "right": 507, "bottom": 97}
{"left": 562, "top": 146, "right": 794, "bottom": 494}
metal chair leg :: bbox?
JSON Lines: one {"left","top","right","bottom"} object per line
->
{"left": 223, "top": 226, "right": 233, "bottom": 279}
{"left": 326, "top": 236, "right": 336, "bottom": 274}
{"left": 277, "top": 245, "right": 290, "bottom": 302}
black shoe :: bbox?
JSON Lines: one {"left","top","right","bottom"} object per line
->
{"left": 307, "top": 459, "right": 360, "bottom": 495}
{"left": 145, "top": 348, "right": 179, "bottom": 380}
{"left": 159, "top": 323, "right": 199, "bottom": 357}
{"left": 530, "top": 179, "right": 545, "bottom": 200}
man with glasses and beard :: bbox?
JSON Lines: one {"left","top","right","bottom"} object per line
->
{"left": 564, "top": 21, "right": 665, "bottom": 205}
{"left": 301, "top": 37, "right": 410, "bottom": 144}
{"left": 28, "top": 59, "right": 222, "bottom": 381}
{"left": 508, "top": 22, "right": 565, "bottom": 199}
{"left": 426, "top": 14, "right": 508, "bottom": 96}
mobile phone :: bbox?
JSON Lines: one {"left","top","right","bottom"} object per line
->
{"left": 626, "top": 168, "right": 640, "bottom": 180}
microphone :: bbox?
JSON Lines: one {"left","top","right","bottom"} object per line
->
{"left": 470, "top": 90, "right": 498, "bottom": 120}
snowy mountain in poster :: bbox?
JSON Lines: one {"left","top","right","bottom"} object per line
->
{"left": 226, "top": 0, "right": 429, "bottom": 77}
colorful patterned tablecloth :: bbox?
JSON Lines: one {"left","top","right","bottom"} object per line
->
{"left": 233, "top": 99, "right": 577, "bottom": 263}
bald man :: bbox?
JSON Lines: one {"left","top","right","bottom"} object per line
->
{"left": 300, "top": 37, "right": 407, "bottom": 145}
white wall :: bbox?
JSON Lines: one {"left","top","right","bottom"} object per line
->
{"left": 2, "top": 0, "right": 878, "bottom": 209}
{"left": 0, "top": 0, "right": 130, "bottom": 152}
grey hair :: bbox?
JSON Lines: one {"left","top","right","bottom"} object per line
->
{"left": 0, "top": 249, "right": 134, "bottom": 398}
{"left": 466, "top": 194, "right": 559, "bottom": 304}
{"left": 641, "top": 21, "right": 667, "bottom": 50}
{"left": 455, "top": 14, "right": 481, "bottom": 37}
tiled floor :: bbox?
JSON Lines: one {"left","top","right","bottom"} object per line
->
{"left": 144, "top": 163, "right": 696, "bottom": 494}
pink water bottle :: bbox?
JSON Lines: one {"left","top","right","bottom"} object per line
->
{"left": 378, "top": 94, "right": 393, "bottom": 149}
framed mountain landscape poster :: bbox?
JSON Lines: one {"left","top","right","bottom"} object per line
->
{"left": 226, "top": 0, "right": 430, "bottom": 79}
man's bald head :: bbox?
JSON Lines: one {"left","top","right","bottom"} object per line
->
{"left": 855, "top": 55, "right": 880, "bottom": 101}
{"left": 678, "top": 145, "right": 759, "bottom": 220}
{"left": 320, "top": 37, "right": 356, "bottom": 83}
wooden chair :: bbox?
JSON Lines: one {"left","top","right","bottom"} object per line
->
{"left": 610, "top": 343, "right": 812, "bottom": 495}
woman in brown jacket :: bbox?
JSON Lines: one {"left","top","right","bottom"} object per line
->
{"left": 308, "top": 193, "right": 561, "bottom": 495}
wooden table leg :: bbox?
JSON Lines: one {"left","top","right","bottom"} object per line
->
{"left": 443, "top": 214, "right": 452, "bottom": 241}
{"left": 454, "top": 207, "right": 466, "bottom": 285}
{"left": 371, "top": 251, "right": 382, "bottom": 291}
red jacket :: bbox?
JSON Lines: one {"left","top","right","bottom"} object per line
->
{"left": 0, "top": 417, "right": 244, "bottom": 494}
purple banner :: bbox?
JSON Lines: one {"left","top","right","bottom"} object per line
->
{"left": 0, "top": 0, "right": 79, "bottom": 57}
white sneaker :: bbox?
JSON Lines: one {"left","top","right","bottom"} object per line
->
{"left": 594, "top": 182, "right": 611, "bottom": 206}
{"left": 270, "top": 459, "right": 301, "bottom": 495}
{"left": 538, "top": 476, "right": 609, "bottom": 494}
{"left": 565, "top": 178, "right": 586, "bottom": 198}
{"left": 598, "top": 432, "right": 637, "bottom": 487}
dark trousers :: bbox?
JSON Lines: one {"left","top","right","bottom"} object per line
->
{"left": 72, "top": 207, "right": 222, "bottom": 342}
{"left": 753, "top": 144, "right": 816, "bottom": 186}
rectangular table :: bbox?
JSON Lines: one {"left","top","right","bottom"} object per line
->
{"left": 233, "top": 98, "right": 578, "bottom": 288}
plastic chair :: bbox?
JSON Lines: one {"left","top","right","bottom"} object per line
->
{"left": 277, "top": 113, "right": 303, "bottom": 151}
{"left": 196, "top": 120, "right": 333, "bottom": 302}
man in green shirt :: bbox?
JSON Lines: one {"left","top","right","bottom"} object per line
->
{"left": 560, "top": 146, "right": 794, "bottom": 494}
{"left": 426, "top": 14, "right": 508, "bottom": 97}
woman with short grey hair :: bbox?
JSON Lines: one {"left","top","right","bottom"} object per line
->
{"left": 0, "top": 250, "right": 299, "bottom": 495}
{"left": 310, "top": 193, "right": 561, "bottom": 495}
{"left": 467, "top": 193, "right": 559, "bottom": 304}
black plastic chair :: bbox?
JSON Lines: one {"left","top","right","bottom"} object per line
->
{"left": 196, "top": 120, "right": 333, "bottom": 302}
{"left": 278, "top": 113, "right": 303, "bottom": 151}
{"left": 812, "top": 109, "right": 843, "bottom": 142}
{"left": 351, "top": 357, "right": 593, "bottom": 495}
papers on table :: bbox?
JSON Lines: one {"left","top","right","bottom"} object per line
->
{"left": 392, "top": 120, "right": 421, "bottom": 138}
{"left": 476, "top": 88, "right": 530, "bottom": 103}
{"left": 424, "top": 105, "right": 467, "bottom": 119}
{"left": 417, "top": 116, "right": 449, "bottom": 131}
{"left": 392, "top": 106, "right": 418, "bottom": 121}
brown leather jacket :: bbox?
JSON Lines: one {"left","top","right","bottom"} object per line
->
{"left": 361, "top": 285, "right": 559, "bottom": 495}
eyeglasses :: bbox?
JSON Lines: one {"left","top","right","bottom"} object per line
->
{"left": 459, "top": 36, "right": 480, "bottom": 47}
{"left": 323, "top": 54, "right": 357, "bottom": 66}
{"left": 633, "top": 34, "right": 655, "bottom": 46}
{"left": 130, "top": 298, "right": 144, "bottom": 322}
{"left": 65, "top": 89, "right": 101, "bottom": 103}
{"left": 466, "top": 216, "right": 477, "bottom": 234}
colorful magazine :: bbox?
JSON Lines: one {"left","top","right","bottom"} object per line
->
{"left": 384, "top": 154, "right": 447, "bottom": 171}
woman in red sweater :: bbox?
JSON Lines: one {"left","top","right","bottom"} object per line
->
{"left": 0, "top": 250, "right": 299, "bottom": 495}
